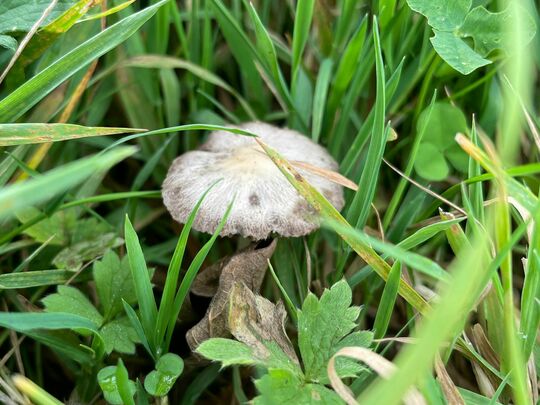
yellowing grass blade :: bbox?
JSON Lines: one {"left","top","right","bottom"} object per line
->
{"left": 255, "top": 138, "right": 429, "bottom": 314}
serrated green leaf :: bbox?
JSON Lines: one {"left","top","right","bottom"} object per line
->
{"left": 93, "top": 251, "right": 138, "bottom": 320}
{"left": 254, "top": 369, "right": 343, "bottom": 405}
{"left": 42, "top": 285, "right": 103, "bottom": 326}
{"left": 460, "top": 5, "right": 536, "bottom": 56}
{"left": 430, "top": 30, "right": 491, "bottom": 75}
{"left": 298, "top": 280, "right": 361, "bottom": 382}
{"left": 100, "top": 317, "right": 139, "bottom": 355}
{"left": 406, "top": 0, "right": 471, "bottom": 31}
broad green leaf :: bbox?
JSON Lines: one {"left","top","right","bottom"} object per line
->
{"left": 0, "top": 1, "right": 165, "bottom": 122}
{"left": 0, "top": 35, "right": 17, "bottom": 52}
{"left": 197, "top": 338, "right": 259, "bottom": 367}
{"left": 0, "top": 124, "right": 144, "bottom": 146}
{"left": 144, "top": 353, "right": 184, "bottom": 397}
{"left": 254, "top": 369, "right": 342, "bottom": 405}
{"left": 0, "top": 0, "right": 76, "bottom": 34}
{"left": 298, "top": 280, "right": 362, "bottom": 382}
{"left": 430, "top": 30, "right": 491, "bottom": 75}
{"left": 16, "top": 208, "right": 76, "bottom": 245}
{"left": 100, "top": 317, "right": 139, "bottom": 354}
{"left": 93, "top": 251, "right": 138, "bottom": 320}
{"left": 42, "top": 285, "right": 103, "bottom": 326}
{"left": 0, "top": 269, "right": 72, "bottom": 289}
{"left": 0, "top": 146, "right": 136, "bottom": 220}
{"left": 460, "top": 5, "right": 537, "bottom": 56}
{"left": 406, "top": 0, "right": 471, "bottom": 31}
{"left": 418, "top": 102, "right": 468, "bottom": 150}
{"left": 414, "top": 142, "right": 449, "bottom": 181}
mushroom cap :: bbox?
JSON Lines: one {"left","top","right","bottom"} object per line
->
{"left": 162, "top": 121, "right": 345, "bottom": 240}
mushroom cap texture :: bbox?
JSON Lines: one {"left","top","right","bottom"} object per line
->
{"left": 162, "top": 121, "right": 345, "bottom": 240}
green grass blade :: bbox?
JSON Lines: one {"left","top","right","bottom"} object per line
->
{"left": 122, "top": 300, "right": 154, "bottom": 360}
{"left": 346, "top": 17, "right": 386, "bottom": 229}
{"left": 0, "top": 312, "right": 99, "bottom": 333}
{"left": 291, "top": 0, "right": 314, "bottom": 79}
{"left": 311, "top": 58, "right": 333, "bottom": 142}
{"left": 256, "top": 138, "right": 429, "bottom": 314}
{"left": 373, "top": 262, "right": 401, "bottom": 340}
{"left": 0, "top": 1, "right": 166, "bottom": 122}
{"left": 327, "top": 220, "right": 450, "bottom": 282}
{"left": 164, "top": 198, "right": 235, "bottom": 350}
{"left": 155, "top": 181, "right": 220, "bottom": 349}
{"left": 0, "top": 146, "right": 136, "bottom": 220}
{"left": 0, "top": 269, "right": 72, "bottom": 289}
{"left": 116, "top": 359, "right": 135, "bottom": 405}
{"left": 382, "top": 91, "right": 437, "bottom": 229}
{"left": 124, "top": 215, "right": 159, "bottom": 355}
{"left": 0, "top": 123, "right": 144, "bottom": 146}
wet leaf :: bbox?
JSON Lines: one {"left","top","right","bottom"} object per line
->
{"left": 100, "top": 317, "right": 139, "bottom": 355}
{"left": 93, "top": 251, "right": 138, "bottom": 319}
{"left": 298, "top": 280, "right": 370, "bottom": 383}
{"left": 42, "top": 285, "right": 103, "bottom": 327}
{"left": 97, "top": 365, "right": 136, "bottom": 405}
{"left": 144, "top": 353, "right": 184, "bottom": 397}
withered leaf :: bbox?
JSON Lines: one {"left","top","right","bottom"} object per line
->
{"left": 187, "top": 239, "right": 276, "bottom": 349}
{"left": 227, "top": 282, "right": 300, "bottom": 373}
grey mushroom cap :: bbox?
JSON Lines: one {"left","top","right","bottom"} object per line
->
{"left": 162, "top": 121, "right": 345, "bottom": 240}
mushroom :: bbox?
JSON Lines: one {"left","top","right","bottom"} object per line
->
{"left": 162, "top": 121, "right": 345, "bottom": 240}
{"left": 162, "top": 121, "right": 345, "bottom": 348}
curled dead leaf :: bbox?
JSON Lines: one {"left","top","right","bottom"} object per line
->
{"left": 228, "top": 282, "right": 300, "bottom": 369}
{"left": 186, "top": 240, "right": 277, "bottom": 349}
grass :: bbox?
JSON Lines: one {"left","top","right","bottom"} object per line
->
{"left": 0, "top": 0, "right": 539, "bottom": 404}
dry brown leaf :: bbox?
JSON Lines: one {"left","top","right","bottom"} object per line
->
{"left": 186, "top": 240, "right": 277, "bottom": 349}
{"left": 327, "top": 346, "right": 427, "bottom": 405}
{"left": 228, "top": 282, "right": 300, "bottom": 367}
{"left": 290, "top": 160, "right": 358, "bottom": 191}
{"left": 434, "top": 355, "right": 465, "bottom": 405}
